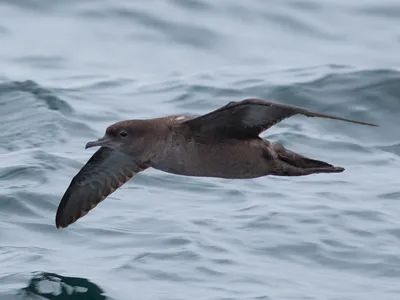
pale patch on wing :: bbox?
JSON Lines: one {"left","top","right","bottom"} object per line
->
{"left": 166, "top": 115, "right": 194, "bottom": 124}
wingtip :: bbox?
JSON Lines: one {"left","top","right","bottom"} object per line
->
{"left": 55, "top": 224, "right": 65, "bottom": 229}
{"left": 55, "top": 215, "right": 67, "bottom": 229}
{"left": 55, "top": 207, "right": 77, "bottom": 229}
{"left": 55, "top": 217, "right": 74, "bottom": 229}
{"left": 362, "top": 121, "right": 379, "bottom": 127}
{"left": 55, "top": 204, "right": 65, "bottom": 229}
{"left": 55, "top": 199, "right": 73, "bottom": 229}
{"left": 55, "top": 220, "right": 67, "bottom": 229}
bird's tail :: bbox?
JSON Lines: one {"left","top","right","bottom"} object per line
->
{"left": 271, "top": 143, "right": 344, "bottom": 176}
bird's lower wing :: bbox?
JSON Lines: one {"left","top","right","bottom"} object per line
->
{"left": 55, "top": 147, "right": 148, "bottom": 228}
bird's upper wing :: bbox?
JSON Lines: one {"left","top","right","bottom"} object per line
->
{"left": 183, "top": 98, "right": 378, "bottom": 138}
{"left": 55, "top": 147, "right": 148, "bottom": 228}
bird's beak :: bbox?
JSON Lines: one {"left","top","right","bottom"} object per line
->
{"left": 85, "top": 135, "right": 112, "bottom": 149}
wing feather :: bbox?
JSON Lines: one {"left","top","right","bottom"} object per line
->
{"left": 55, "top": 147, "right": 147, "bottom": 228}
{"left": 183, "top": 98, "right": 378, "bottom": 138}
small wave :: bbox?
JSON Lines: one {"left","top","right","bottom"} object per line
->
{"left": 12, "top": 55, "right": 67, "bottom": 71}
{"left": 7, "top": 80, "right": 73, "bottom": 114}
{"left": 0, "top": 80, "right": 96, "bottom": 151}
{"left": 79, "top": 6, "right": 220, "bottom": 49}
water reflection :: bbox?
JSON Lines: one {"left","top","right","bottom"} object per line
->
{"left": 19, "top": 272, "right": 107, "bottom": 300}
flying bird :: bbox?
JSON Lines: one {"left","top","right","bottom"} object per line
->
{"left": 55, "top": 98, "right": 378, "bottom": 228}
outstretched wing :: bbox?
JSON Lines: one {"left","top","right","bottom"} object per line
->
{"left": 55, "top": 147, "right": 148, "bottom": 228}
{"left": 183, "top": 98, "right": 378, "bottom": 138}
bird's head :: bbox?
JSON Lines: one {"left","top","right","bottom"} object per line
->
{"left": 85, "top": 120, "right": 148, "bottom": 155}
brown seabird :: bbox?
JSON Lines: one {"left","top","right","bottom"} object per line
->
{"left": 55, "top": 98, "right": 377, "bottom": 228}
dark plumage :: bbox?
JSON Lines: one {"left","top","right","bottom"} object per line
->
{"left": 55, "top": 98, "right": 378, "bottom": 228}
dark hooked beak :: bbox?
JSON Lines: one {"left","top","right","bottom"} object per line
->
{"left": 85, "top": 135, "right": 112, "bottom": 149}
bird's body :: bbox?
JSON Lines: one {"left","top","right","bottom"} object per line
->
{"left": 55, "top": 98, "right": 378, "bottom": 228}
{"left": 150, "top": 120, "right": 335, "bottom": 178}
{"left": 151, "top": 128, "right": 271, "bottom": 179}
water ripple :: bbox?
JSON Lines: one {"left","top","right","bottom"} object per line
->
{"left": 1, "top": 0, "right": 400, "bottom": 299}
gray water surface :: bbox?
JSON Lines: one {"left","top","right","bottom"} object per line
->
{"left": 1, "top": 1, "right": 400, "bottom": 299}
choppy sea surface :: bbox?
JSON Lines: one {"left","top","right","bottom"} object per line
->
{"left": 1, "top": 1, "right": 400, "bottom": 299}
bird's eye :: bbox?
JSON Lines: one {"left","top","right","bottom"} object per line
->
{"left": 120, "top": 131, "right": 127, "bottom": 137}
